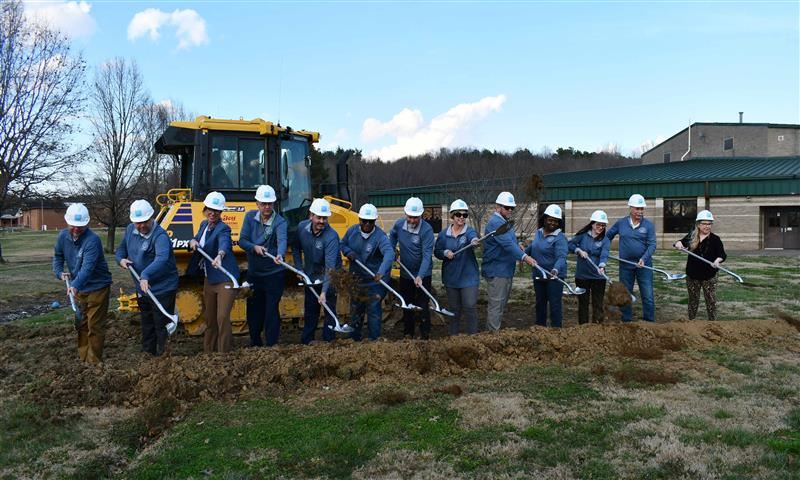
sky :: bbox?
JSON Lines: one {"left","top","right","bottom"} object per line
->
{"left": 22, "top": 0, "right": 800, "bottom": 160}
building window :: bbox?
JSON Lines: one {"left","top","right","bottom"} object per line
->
{"left": 664, "top": 199, "right": 697, "bottom": 234}
{"left": 778, "top": 135, "right": 785, "bottom": 142}
{"left": 723, "top": 137, "right": 734, "bottom": 151}
{"left": 663, "top": 152, "right": 671, "bottom": 163}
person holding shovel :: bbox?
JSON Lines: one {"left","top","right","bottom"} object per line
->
{"left": 116, "top": 200, "right": 179, "bottom": 357}
{"left": 390, "top": 197, "right": 435, "bottom": 339}
{"left": 238, "top": 185, "right": 287, "bottom": 347}
{"left": 434, "top": 199, "right": 480, "bottom": 335}
{"left": 568, "top": 210, "right": 611, "bottom": 324}
{"left": 606, "top": 194, "right": 657, "bottom": 322}
{"left": 189, "top": 191, "right": 239, "bottom": 353}
{"left": 341, "top": 203, "right": 394, "bottom": 341}
{"left": 53, "top": 203, "right": 113, "bottom": 364}
{"left": 525, "top": 204, "right": 568, "bottom": 328}
{"left": 673, "top": 210, "right": 727, "bottom": 320}
{"left": 482, "top": 192, "right": 536, "bottom": 332}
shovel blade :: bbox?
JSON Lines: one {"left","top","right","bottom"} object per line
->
{"left": 435, "top": 308, "right": 455, "bottom": 317}
{"left": 166, "top": 320, "right": 178, "bottom": 336}
{"left": 331, "top": 324, "right": 354, "bottom": 333}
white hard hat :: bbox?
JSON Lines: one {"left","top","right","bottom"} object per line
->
{"left": 696, "top": 210, "right": 714, "bottom": 222}
{"left": 254, "top": 185, "right": 277, "bottom": 203}
{"left": 449, "top": 199, "right": 468, "bottom": 213}
{"left": 358, "top": 203, "right": 378, "bottom": 220}
{"left": 495, "top": 192, "right": 516, "bottom": 207}
{"left": 628, "top": 194, "right": 646, "bottom": 208}
{"left": 64, "top": 203, "right": 90, "bottom": 227}
{"left": 404, "top": 197, "right": 424, "bottom": 216}
{"left": 203, "top": 191, "right": 226, "bottom": 210}
{"left": 129, "top": 200, "right": 154, "bottom": 223}
{"left": 543, "top": 204, "right": 562, "bottom": 220}
{"left": 309, "top": 198, "right": 332, "bottom": 217}
{"left": 590, "top": 210, "right": 609, "bottom": 223}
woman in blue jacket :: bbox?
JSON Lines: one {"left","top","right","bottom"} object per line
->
{"left": 568, "top": 210, "right": 610, "bottom": 324}
{"left": 190, "top": 191, "right": 240, "bottom": 353}
{"left": 434, "top": 199, "right": 480, "bottom": 335}
{"left": 524, "top": 204, "right": 568, "bottom": 328}
{"left": 238, "top": 185, "right": 287, "bottom": 347}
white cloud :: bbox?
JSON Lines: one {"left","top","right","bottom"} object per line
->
{"left": 323, "top": 128, "right": 349, "bottom": 151}
{"left": 128, "top": 8, "right": 208, "bottom": 50}
{"left": 24, "top": 1, "right": 96, "bottom": 38}
{"left": 362, "top": 95, "right": 506, "bottom": 161}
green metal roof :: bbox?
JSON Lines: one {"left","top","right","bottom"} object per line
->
{"left": 368, "top": 156, "right": 800, "bottom": 206}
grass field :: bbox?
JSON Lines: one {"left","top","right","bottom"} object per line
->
{"left": 1, "top": 231, "right": 799, "bottom": 479}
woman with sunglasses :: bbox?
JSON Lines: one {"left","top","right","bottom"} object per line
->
{"left": 673, "top": 210, "right": 727, "bottom": 320}
{"left": 524, "top": 204, "right": 568, "bottom": 328}
{"left": 434, "top": 199, "right": 480, "bottom": 334}
{"left": 189, "top": 191, "right": 240, "bottom": 353}
{"left": 568, "top": 210, "right": 611, "bottom": 324}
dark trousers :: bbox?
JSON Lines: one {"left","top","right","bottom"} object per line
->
{"left": 575, "top": 278, "right": 606, "bottom": 324}
{"left": 302, "top": 286, "right": 337, "bottom": 344}
{"left": 534, "top": 279, "right": 563, "bottom": 328}
{"left": 138, "top": 290, "right": 176, "bottom": 356}
{"left": 398, "top": 276, "right": 432, "bottom": 338}
{"left": 350, "top": 282, "right": 386, "bottom": 341}
{"left": 247, "top": 272, "right": 286, "bottom": 346}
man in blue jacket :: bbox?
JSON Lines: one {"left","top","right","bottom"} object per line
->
{"left": 481, "top": 192, "right": 535, "bottom": 332}
{"left": 238, "top": 185, "right": 287, "bottom": 347}
{"left": 293, "top": 198, "right": 342, "bottom": 344}
{"left": 116, "top": 200, "right": 179, "bottom": 356}
{"left": 389, "top": 197, "right": 435, "bottom": 339}
{"left": 606, "top": 194, "right": 657, "bottom": 322}
{"left": 341, "top": 203, "right": 394, "bottom": 341}
{"left": 53, "top": 203, "right": 113, "bottom": 363}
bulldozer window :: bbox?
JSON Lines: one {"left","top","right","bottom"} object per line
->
{"left": 280, "top": 138, "right": 311, "bottom": 213}
{"left": 239, "top": 139, "right": 266, "bottom": 188}
{"left": 210, "top": 136, "right": 266, "bottom": 190}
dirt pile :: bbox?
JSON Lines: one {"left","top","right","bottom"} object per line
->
{"left": 1, "top": 316, "right": 797, "bottom": 412}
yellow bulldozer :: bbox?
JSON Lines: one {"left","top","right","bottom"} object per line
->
{"left": 118, "top": 116, "right": 362, "bottom": 335}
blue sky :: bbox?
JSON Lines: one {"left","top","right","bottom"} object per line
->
{"left": 24, "top": 0, "right": 800, "bottom": 159}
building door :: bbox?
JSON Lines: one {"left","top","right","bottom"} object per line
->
{"left": 763, "top": 207, "right": 800, "bottom": 249}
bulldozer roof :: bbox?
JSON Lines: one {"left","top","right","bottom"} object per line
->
{"left": 169, "top": 116, "right": 320, "bottom": 142}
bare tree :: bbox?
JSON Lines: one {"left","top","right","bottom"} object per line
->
{"left": 0, "top": 0, "right": 85, "bottom": 259}
{"left": 138, "top": 100, "right": 189, "bottom": 201}
{"left": 85, "top": 58, "right": 150, "bottom": 251}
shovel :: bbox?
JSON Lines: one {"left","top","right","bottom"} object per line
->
{"left": 64, "top": 276, "right": 82, "bottom": 331}
{"left": 352, "top": 258, "right": 422, "bottom": 311}
{"left": 261, "top": 251, "right": 353, "bottom": 333}
{"left": 581, "top": 254, "right": 637, "bottom": 303}
{"left": 451, "top": 220, "right": 515, "bottom": 256}
{"left": 193, "top": 247, "right": 243, "bottom": 289}
{"left": 534, "top": 264, "right": 586, "bottom": 295}
{"left": 676, "top": 247, "right": 744, "bottom": 284}
{"left": 609, "top": 255, "right": 687, "bottom": 281}
{"left": 128, "top": 265, "right": 178, "bottom": 336}
{"left": 396, "top": 260, "right": 454, "bottom": 316}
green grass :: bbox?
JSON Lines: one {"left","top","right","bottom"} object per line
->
{"left": 478, "top": 365, "right": 603, "bottom": 403}
{"left": 702, "top": 346, "right": 755, "bottom": 375}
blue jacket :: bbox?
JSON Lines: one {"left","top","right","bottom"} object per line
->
{"left": 292, "top": 219, "right": 341, "bottom": 293}
{"left": 192, "top": 220, "right": 240, "bottom": 285}
{"left": 481, "top": 212, "right": 524, "bottom": 279}
{"left": 389, "top": 218, "right": 434, "bottom": 279}
{"left": 525, "top": 228, "right": 568, "bottom": 280}
{"left": 116, "top": 223, "right": 179, "bottom": 296}
{"left": 341, "top": 224, "right": 394, "bottom": 283}
{"left": 238, "top": 210, "right": 287, "bottom": 282}
{"left": 606, "top": 216, "right": 656, "bottom": 266}
{"left": 52, "top": 228, "right": 112, "bottom": 293}
{"left": 568, "top": 231, "right": 610, "bottom": 280}
{"left": 434, "top": 225, "right": 479, "bottom": 289}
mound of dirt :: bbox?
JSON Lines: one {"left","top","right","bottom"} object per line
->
{"left": 1, "top": 316, "right": 797, "bottom": 413}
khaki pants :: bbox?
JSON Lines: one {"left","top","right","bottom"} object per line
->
{"left": 203, "top": 281, "right": 235, "bottom": 353}
{"left": 485, "top": 276, "right": 513, "bottom": 332}
{"left": 75, "top": 286, "right": 110, "bottom": 364}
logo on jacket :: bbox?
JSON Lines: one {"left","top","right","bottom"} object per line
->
{"left": 315, "top": 240, "right": 323, "bottom": 250}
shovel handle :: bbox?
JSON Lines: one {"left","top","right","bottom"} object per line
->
{"left": 581, "top": 255, "right": 611, "bottom": 282}
{"left": 194, "top": 247, "right": 240, "bottom": 288}
{"left": 396, "top": 260, "right": 442, "bottom": 311}
{"left": 64, "top": 277, "right": 79, "bottom": 313}
{"left": 677, "top": 248, "right": 744, "bottom": 283}
{"left": 534, "top": 263, "right": 583, "bottom": 295}
{"left": 353, "top": 259, "right": 414, "bottom": 309}
{"left": 128, "top": 266, "right": 179, "bottom": 324}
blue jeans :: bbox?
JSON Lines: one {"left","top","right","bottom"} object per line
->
{"left": 534, "top": 279, "right": 563, "bottom": 328}
{"left": 246, "top": 271, "right": 286, "bottom": 346}
{"left": 619, "top": 265, "right": 655, "bottom": 322}
{"left": 302, "top": 286, "right": 337, "bottom": 344}
{"left": 350, "top": 282, "right": 386, "bottom": 341}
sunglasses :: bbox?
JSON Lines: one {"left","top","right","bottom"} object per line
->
{"left": 699, "top": 222, "right": 713, "bottom": 226}
{"left": 360, "top": 219, "right": 376, "bottom": 224}
{"left": 503, "top": 206, "right": 515, "bottom": 211}
{"left": 453, "top": 212, "right": 469, "bottom": 218}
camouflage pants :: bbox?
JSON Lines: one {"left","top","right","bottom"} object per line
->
{"left": 687, "top": 276, "right": 718, "bottom": 320}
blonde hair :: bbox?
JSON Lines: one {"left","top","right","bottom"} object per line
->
{"left": 690, "top": 223, "right": 703, "bottom": 250}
